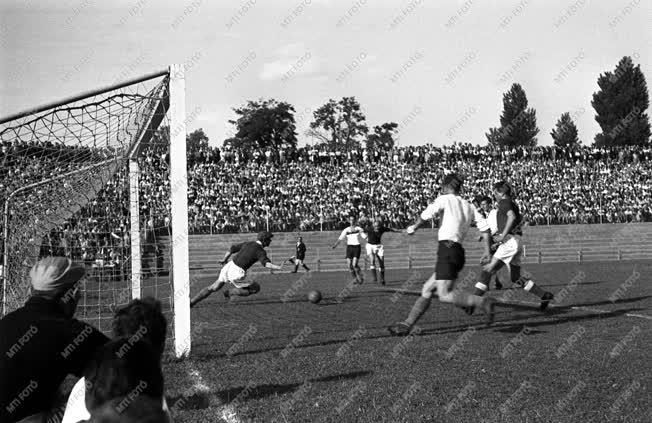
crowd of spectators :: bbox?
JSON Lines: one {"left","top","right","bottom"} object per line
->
{"left": 2, "top": 139, "right": 652, "bottom": 268}
{"left": 185, "top": 142, "right": 652, "bottom": 233}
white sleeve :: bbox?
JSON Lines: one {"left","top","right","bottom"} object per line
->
{"left": 472, "top": 205, "right": 490, "bottom": 233}
{"left": 420, "top": 197, "right": 443, "bottom": 221}
{"left": 338, "top": 229, "right": 348, "bottom": 241}
{"left": 359, "top": 227, "right": 368, "bottom": 240}
{"left": 61, "top": 378, "right": 91, "bottom": 423}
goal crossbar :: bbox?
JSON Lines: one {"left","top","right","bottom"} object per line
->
{"left": 0, "top": 69, "right": 169, "bottom": 125}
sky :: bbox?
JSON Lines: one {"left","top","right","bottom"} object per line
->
{"left": 0, "top": 0, "right": 650, "bottom": 147}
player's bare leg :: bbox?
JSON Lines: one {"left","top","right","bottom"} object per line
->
{"left": 190, "top": 280, "right": 226, "bottom": 308}
{"left": 389, "top": 273, "right": 494, "bottom": 335}
{"left": 377, "top": 255, "right": 386, "bottom": 285}
{"left": 297, "top": 258, "right": 310, "bottom": 272}
{"left": 346, "top": 258, "right": 357, "bottom": 282}
{"left": 352, "top": 257, "right": 363, "bottom": 284}
{"left": 368, "top": 253, "right": 377, "bottom": 283}
{"left": 475, "top": 259, "right": 553, "bottom": 310}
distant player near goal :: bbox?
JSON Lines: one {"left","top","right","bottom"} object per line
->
{"left": 282, "top": 235, "right": 310, "bottom": 273}
{"left": 189, "top": 231, "right": 283, "bottom": 307}
{"left": 388, "top": 174, "right": 495, "bottom": 336}
{"left": 364, "top": 218, "right": 399, "bottom": 285}
{"left": 472, "top": 181, "right": 554, "bottom": 310}
{"left": 331, "top": 215, "right": 366, "bottom": 284}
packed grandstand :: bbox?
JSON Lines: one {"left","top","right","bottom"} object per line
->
{"left": 2, "top": 139, "right": 651, "bottom": 265}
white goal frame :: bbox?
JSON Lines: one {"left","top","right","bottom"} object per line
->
{"left": 0, "top": 65, "right": 191, "bottom": 359}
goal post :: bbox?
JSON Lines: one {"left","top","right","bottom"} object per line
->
{"left": 0, "top": 65, "right": 191, "bottom": 359}
{"left": 168, "top": 64, "right": 191, "bottom": 359}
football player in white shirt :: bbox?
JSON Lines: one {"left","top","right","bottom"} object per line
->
{"left": 332, "top": 215, "right": 367, "bottom": 284}
{"left": 388, "top": 174, "right": 495, "bottom": 336}
{"left": 479, "top": 196, "right": 503, "bottom": 290}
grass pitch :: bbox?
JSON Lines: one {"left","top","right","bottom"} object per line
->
{"left": 164, "top": 261, "right": 651, "bottom": 423}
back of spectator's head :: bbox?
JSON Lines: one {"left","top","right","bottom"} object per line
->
{"left": 86, "top": 396, "right": 169, "bottom": 423}
{"left": 84, "top": 338, "right": 164, "bottom": 413}
{"left": 29, "top": 256, "right": 86, "bottom": 317}
{"left": 441, "top": 173, "right": 463, "bottom": 194}
{"left": 112, "top": 297, "right": 168, "bottom": 360}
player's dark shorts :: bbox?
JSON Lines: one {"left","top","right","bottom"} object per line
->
{"left": 346, "top": 245, "right": 361, "bottom": 259}
{"left": 436, "top": 240, "right": 465, "bottom": 280}
{"left": 296, "top": 253, "right": 305, "bottom": 261}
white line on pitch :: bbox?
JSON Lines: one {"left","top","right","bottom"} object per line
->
{"left": 188, "top": 365, "right": 243, "bottom": 423}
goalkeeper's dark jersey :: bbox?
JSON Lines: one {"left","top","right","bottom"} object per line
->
{"left": 230, "top": 241, "right": 270, "bottom": 271}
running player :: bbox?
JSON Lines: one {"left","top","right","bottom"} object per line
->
{"left": 364, "top": 218, "right": 398, "bottom": 285}
{"left": 189, "top": 231, "right": 283, "bottom": 307}
{"left": 472, "top": 181, "right": 554, "bottom": 310}
{"left": 479, "top": 195, "right": 503, "bottom": 290}
{"left": 388, "top": 174, "right": 495, "bottom": 336}
{"left": 331, "top": 215, "right": 366, "bottom": 284}
{"left": 283, "top": 235, "right": 310, "bottom": 273}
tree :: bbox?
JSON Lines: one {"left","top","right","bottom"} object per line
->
{"left": 308, "top": 97, "right": 368, "bottom": 151}
{"left": 225, "top": 99, "right": 297, "bottom": 151}
{"left": 486, "top": 83, "right": 539, "bottom": 147}
{"left": 551, "top": 113, "right": 580, "bottom": 147}
{"left": 592, "top": 56, "right": 650, "bottom": 147}
{"left": 187, "top": 128, "right": 209, "bottom": 155}
{"left": 366, "top": 122, "right": 399, "bottom": 151}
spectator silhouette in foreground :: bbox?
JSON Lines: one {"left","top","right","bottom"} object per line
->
{"left": 78, "top": 338, "right": 168, "bottom": 423}
{"left": 62, "top": 297, "right": 171, "bottom": 423}
{"left": 0, "top": 257, "right": 108, "bottom": 423}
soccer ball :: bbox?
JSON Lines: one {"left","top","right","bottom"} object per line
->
{"left": 308, "top": 290, "right": 322, "bottom": 304}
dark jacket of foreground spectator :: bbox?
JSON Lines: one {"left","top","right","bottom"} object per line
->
{"left": 0, "top": 257, "right": 108, "bottom": 423}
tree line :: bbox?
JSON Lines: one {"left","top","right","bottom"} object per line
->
{"left": 189, "top": 55, "right": 650, "bottom": 153}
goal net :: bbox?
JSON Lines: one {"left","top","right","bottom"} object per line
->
{"left": 0, "top": 66, "right": 191, "bottom": 358}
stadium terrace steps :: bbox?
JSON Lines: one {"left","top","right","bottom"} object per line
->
{"left": 159, "top": 223, "right": 652, "bottom": 277}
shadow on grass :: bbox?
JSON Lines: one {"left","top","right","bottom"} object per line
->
{"left": 497, "top": 295, "right": 652, "bottom": 312}
{"left": 168, "top": 370, "right": 372, "bottom": 410}
{"left": 191, "top": 297, "right": 649, "bottom": 361}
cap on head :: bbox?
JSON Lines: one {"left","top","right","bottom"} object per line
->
{"left": 29, "top": 256, "right": 85, "bottom": 293}
{"left": 442, "top": 173, "right": 463, "bottom": 193}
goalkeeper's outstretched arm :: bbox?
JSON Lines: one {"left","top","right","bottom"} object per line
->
{"left": 265, "top": 262, "right": 282, "bottom": 271}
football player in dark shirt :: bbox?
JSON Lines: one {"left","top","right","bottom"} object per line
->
{"left": 472, "top": 181, "right": 554, "bottom": 311}
{"left": 364, "top": 218, "right": 398, "bottom": 285}
{"left": 189, "top": 231, "right": 283, "bottom": 307}
{"left": 282, "top": 235, "right": 310, "bottom": 273}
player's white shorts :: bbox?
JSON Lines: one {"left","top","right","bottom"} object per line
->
{"left": 218, "top": 261, "right": 251, "bottom": 288}
{"left": 365, "top": 243, "right": 384, "bottom": 258}
{"left": 493, "top": 235, "right": 522, "bottom": 266}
